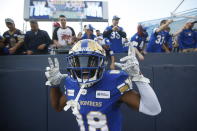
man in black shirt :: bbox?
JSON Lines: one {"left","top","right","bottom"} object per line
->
{"left": 24, "top": 20, "right": 51, "bottom": 55}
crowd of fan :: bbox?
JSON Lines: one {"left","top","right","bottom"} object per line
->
{"left": 1, "top": 14, "right": 197, "bottom": 58}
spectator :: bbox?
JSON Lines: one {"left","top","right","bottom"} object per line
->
{"left": 172, "top": 36, "right": 180, "bottom": 52}
{"left": 194, "top": 25, "right": 197, "bottom": 52}
{"left": 102, "top": 38, "right": 115, "bottom": 70}
{"left": 146, "top": 19, "right": 173, "bottom": 53}
{"left": 24, "top": 20, "right": 51, "bottom": 55}
{"left": 130, "top": 24, "right": 148, "bottom": 55}
{"left": 94, "top": 35, "right": 103, "bottom": 46}
{"left": 95, "top": 36, "right": 115, "bottom": 70}
{"left": 103, "top": 15, "right": 127, "bottom": 53}
{"left": 96, "top": 29, "right": 102, "bottom": 37}
{"left": 178, "top": 19, "right": 197, "bottom": 52}
{"left": 52, "top": 15, "right": 76, "bottom": 50}
{"left": 0, "top": 35, "right": 4, "bottom": 55}
{"left": 94, "top": 29, "right": 104, "bottom": 45}
{"left": 76, "top": 32, "right": 82, "bottom": 41}
{"left": 2, "top": 18, "right": 25, "bottom": 55}
{"left": 162, "top": 27, "right": 173, "bottom": 52}
{"left": 171, "top": 25, "right": 187, "bottom": 52}
{"left": 81, "top": 24, "right": 96, "bottom": 40}
{"left": 83, "top": 25, "right": 87, "bottom": 34}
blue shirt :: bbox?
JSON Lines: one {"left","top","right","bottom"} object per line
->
{"left": 161, "top": 31, "right": 173, "bottom": 52}
{"left": 195, "top": 30, "right": 197, "bottom": 48}
{"left": 130, "top": 32, "right": 148, "bottom": 51}
{"left": 178, "top": 29, "right": 196, "bottom": 49}
{"left": 146, "top": 28, "right": 169, "bottom": 52}
{"left": 65, "top": 70, "right": 130, "bottom": 131}
{"left": 103, "top": 26, "right": 127, "bottom": 53}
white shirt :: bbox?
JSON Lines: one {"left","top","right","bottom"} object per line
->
{"left": 54, "top": 27, "right": 75, "bottom": 47}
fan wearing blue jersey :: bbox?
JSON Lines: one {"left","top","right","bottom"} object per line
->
{"left": 103, "top": 15, "right": 127, "bottom": 53}
{"left": 45, "top": 39, "right": 161, "bottom": 131}
{"left": 94, "top": 36, "right": 115, "bottom": 70}
{"left": 102, "top": 38, "right": 115, "bottom": 70}
{"left": 81, "top": 24, "right": 96, "bottom": 40}
{"left": 0, "top": 35, "right": 4, "bottom": 55}
{"left": 161, "top": 27, "right": 173, "bottom": 52}
{"left": 130, "top": 24, "right": 148, "bottom": 54}
{"left": 194, "top": 26, "right": 197, "bottom": 52}
{"left": 178, "top": 19, "right": 197, "bottom": 52}
{"left": 146, "top": 19, "right": 173, "bottom": 53}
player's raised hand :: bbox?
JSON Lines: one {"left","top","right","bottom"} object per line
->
{"left": 45, "top": 57, "right": 67, "bottom": 86}
{"left": 115, "top": 44, "right": 140, "bottom": 77}
{"left": 115, "top": 44, "right": 150, "bottom": 83}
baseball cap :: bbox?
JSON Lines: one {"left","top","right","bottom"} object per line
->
{"left": 85, "top": 24, "right": 95, "bottom": 30}
{"left": 112, "top": 15, "right": 120, "bottom": 20}
{"left": 5, "top": 18, "right": 14, "bottom": 24}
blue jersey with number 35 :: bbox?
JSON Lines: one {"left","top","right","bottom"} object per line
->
{"left": 64, "top": 70, "right": 130, "bottom": 131}
{"left": 104, "top": 26, "right": 125, "bottom": 53}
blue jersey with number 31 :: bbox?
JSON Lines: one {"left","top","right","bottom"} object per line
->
{"left": 64, "top": 70, "right": 130, "bottom": 131}
{"left": 146, "top": 28, "right": 169, "bottom": 52}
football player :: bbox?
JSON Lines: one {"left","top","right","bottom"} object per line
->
{"left": 45, "top": 39, "right": 161, "bottom": 131}
{"left": 146, "top": 19, "right": 173, "bottom": 53}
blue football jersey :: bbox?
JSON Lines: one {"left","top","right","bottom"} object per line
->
{"left": 104, "top": 26, "right": 125, "bottom": 53}
{"left": 161, "top": 31, "right": 173, "bottom": 52}
{"left": 195, "top": 30, "right": 197, "bottom": 48}
{"left": 166, "top": 32, "right": 173, "bottom": 49}
{"left": 64, "top": 70, "right": 130, "bottom": 131}
{"left": 130, "top": 33, "right": 148, "bottom": 51}
{"left": 146, "top": 28, "right": 169, "bottom": 52}
{"left": 178, "top": 29, "right": 196, "bottom": 49}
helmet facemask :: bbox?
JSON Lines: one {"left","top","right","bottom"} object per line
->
{"left": 66, "top": 52, "right": 106, "bottom": 87}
